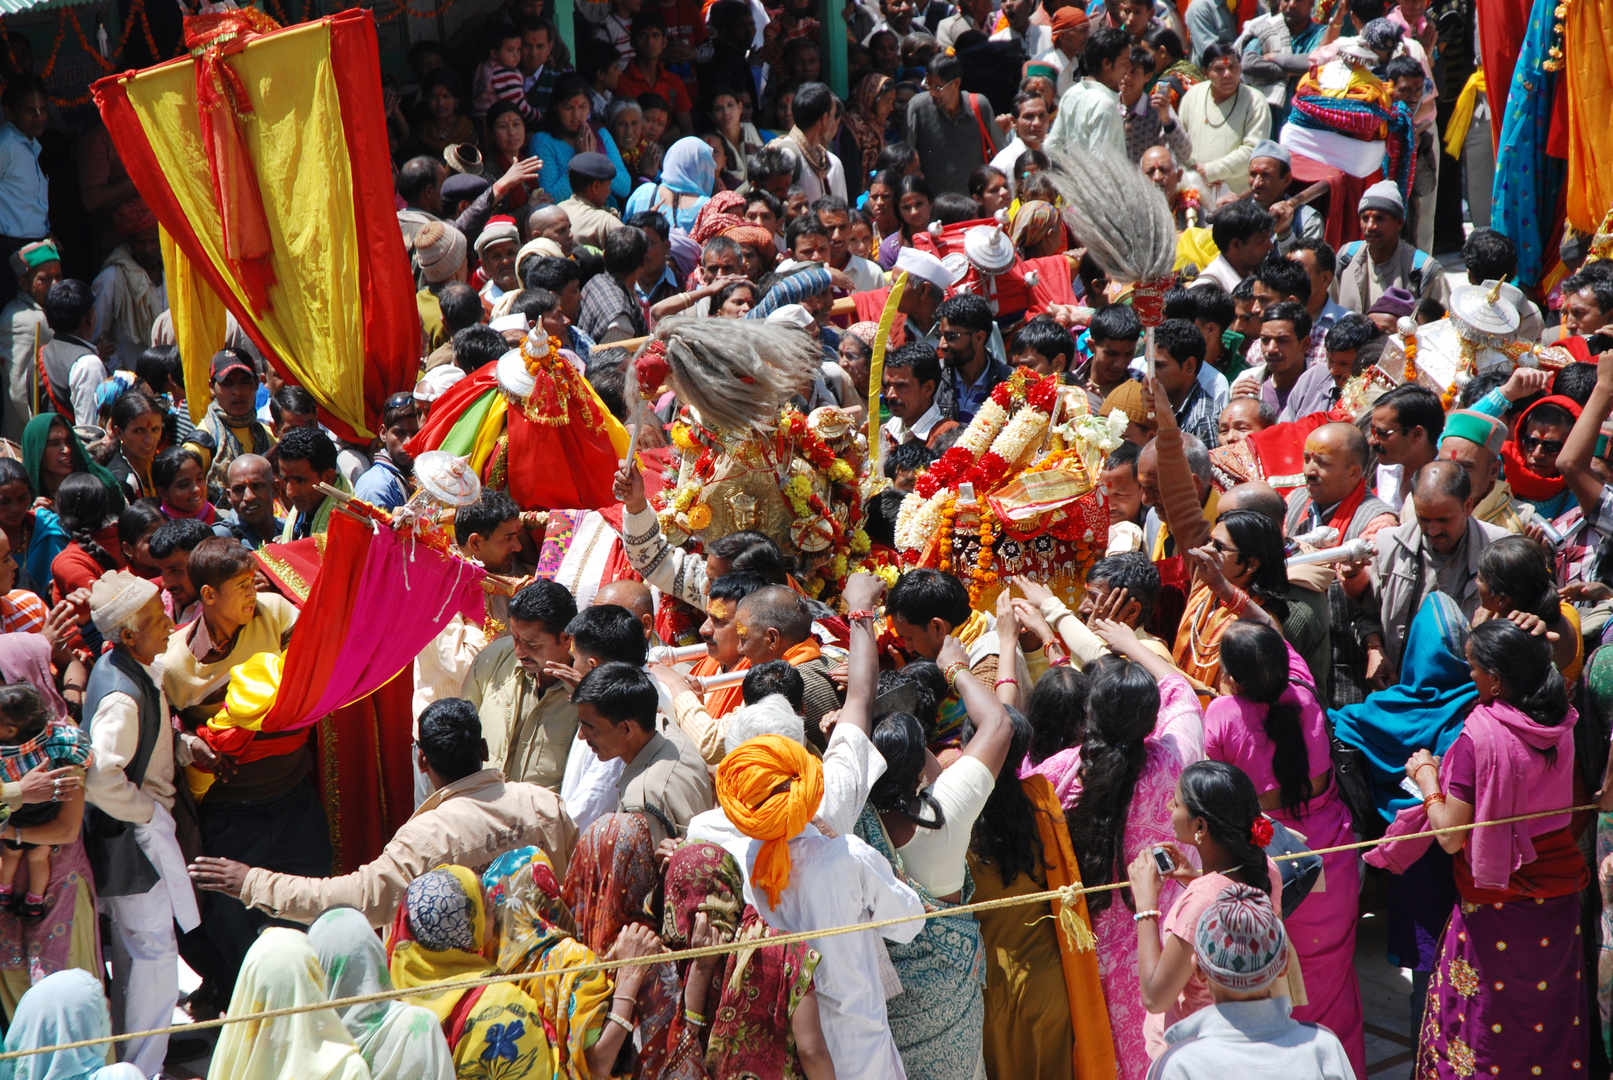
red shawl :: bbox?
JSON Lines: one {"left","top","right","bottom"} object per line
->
{"left": 1501, "top": 393, "right": 1582, "bottom": 502}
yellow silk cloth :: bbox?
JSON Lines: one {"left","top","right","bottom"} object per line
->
{"left": 187, "top": 651, "right": 286, "bottom": 800}
{"left": 1442, "top": 70, "right": 1487, "bottom": 159}
{"left": 1566, "top": 0, "right": 1613, "bottom": 233}
{"left": 114, "top": 20, "right": 374, "bottom": 435}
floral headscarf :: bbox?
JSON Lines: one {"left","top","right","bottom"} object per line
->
{"left": 563, "top": 815, "right": 686, "bottom": 1080}
{"left": 1011, "top": 200, "right": 1064, "bottom": 257}
{"left": 483, "top": 848, "right": 610, "bottom": 1080}
{"left": 658, "top": 843, "right": 823, "bottom": 1080}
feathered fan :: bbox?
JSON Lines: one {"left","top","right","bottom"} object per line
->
{"left": 628, "top": 314, "right": 824, "bottom": 433}
{"left": 1043, "top": 145, "right": 1178, "bottom": 377}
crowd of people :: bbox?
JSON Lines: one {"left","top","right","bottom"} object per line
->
{"left": 0, "top": 0, "right": 1602, "bottom": 1076}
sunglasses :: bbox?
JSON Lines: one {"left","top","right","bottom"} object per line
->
{"left": 939, "top": 328, "right": 970, "bottom": 342}
{"left": 1520, "top": 434, "right": 1565, "bottom": 456}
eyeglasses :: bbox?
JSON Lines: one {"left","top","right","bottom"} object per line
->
{"left": 939, "top": 328, "right": 969, "bottom": 342}
{"left": 1369, "top": 425, "right": 1403, "bottom": 442}
{"left": 923, "top": 77, "right": 959, "bottom": 92}
{"left": 1520, "top": 434, "right": 1565, "bottom": 456}
{"left": 1210, "top": 537, "right": 1241, "bottom": 559}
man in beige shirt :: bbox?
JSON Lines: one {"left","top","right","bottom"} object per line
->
{"left": 462, "top": 579, "right": 580, "bottom": 792}
{"left": 191, "top": 697, "right": 578, "bottom": 928}
{"left": 557, "top": 153, "right": 624, "bottom": 251}
{"left": 572, "top": 662, "right": 713, "bottom": 846}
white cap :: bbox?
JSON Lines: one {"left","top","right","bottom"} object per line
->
{"left": 724, "top": 694, "right": 807, "bottom": 756}
{"left": 895, "top": 246, "right": 963, "bottom": 293}
{"left": 490, "top": 313, "right": 530, "bottom": 333}
{"left": 765, "top": 304, "right": 815, "bottom": 329}
{"left": 414, "top": 364, "right": 465, "bottom": 402}
{"left": 89, "top": 570, "right": 158, "bottom": 636}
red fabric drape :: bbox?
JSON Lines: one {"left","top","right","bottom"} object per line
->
{"left": 1476, "top": 0, "right": 1533, "bottom": 150}
{"left": 1288, "top": 153, "right": 1375, "bottom": 249}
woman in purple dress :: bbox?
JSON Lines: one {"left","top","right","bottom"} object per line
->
{"left": 1392, "top": 618, "right": 1589, "bottom": 1078}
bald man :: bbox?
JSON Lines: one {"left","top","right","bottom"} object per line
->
{"left": 526, "top": 205, "right": 575, "bottom": 258}
{"left": 594, "top": 579, "right": 657, "bottom": 644}
{"left": 216, "top": 454, "right": 283, "bottom": 550}
{"left": 1360, "top": 460, "right": 1508, "bottom": 685}
{"left": 1220, "top": 480, "right": 1334, "bottom": 700}
{"left": 1436, "top": 409, "right": 1527, "bottom": 533}
{"left": 1280, "top": 423, "right": 1400, "bottom": 705}
{"left": 732, "top": 585, "right": 841, "bottom": 749}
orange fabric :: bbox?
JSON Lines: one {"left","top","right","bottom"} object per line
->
{"left": 714, "top": 734, "right": 824, "bottom": 907}
{"left": 186, "top": 9, "right": 281, "bottom": 308}
{"left": 781, "top": 639, "right": 822, "bottom": 666}
{"left": 1172, "top": 583, "right": 1237, "bottom": 690}
{"left": 1026, "top": 775, "right": 1118, "bottom": 1080}
{"left": 690, "top": 654, "right": 750, "bottom": 720}
{"left": 1565, "top": 0, "right": 1613, "bottom": 232}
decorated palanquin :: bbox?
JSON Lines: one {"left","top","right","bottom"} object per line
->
{"left": 407, "top": 329, "right": 631, "bottom": 510}
{"left": 895, "top": 371, "right": 1117, "bottom": 608}
{"left": 656, "top": 405, "right": 875, "bottom": 600}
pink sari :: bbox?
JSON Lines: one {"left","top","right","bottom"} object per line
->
{"left": 1030, "top": 671, "right": 1204, "bottom": 1080}
{"left": 1203, "top": 656, "right": 1365, "bottom": 1079}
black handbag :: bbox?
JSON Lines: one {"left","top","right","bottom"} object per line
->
{"left": 1263, "top": 817, "right": 1323, "bottom": 919}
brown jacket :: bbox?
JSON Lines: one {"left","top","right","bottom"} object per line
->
{"left": 238, "top": 768, "right": 578, "bottom": 927}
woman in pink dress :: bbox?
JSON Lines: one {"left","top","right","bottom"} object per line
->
{"left": 1031, "top": 619, "right": 1204, "bottom": 1080}
{"left": 1204, "top": 620, "right": 1365, "bottom": 1077}
{"left": 1127, "top": 759, "right": 1292, "bottom": 1061}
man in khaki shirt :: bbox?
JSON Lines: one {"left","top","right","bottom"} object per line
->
{"left": 191, "top": 697, "right": 578, "bottom": 928}
{"left": 573, "top": 662, "right": 714, "bottom": 846}
{"left": 557, "top": 152, "right": 623, "bottom": 251}
{"left": 462, "top": 579, "right": 580, "bottom": 792}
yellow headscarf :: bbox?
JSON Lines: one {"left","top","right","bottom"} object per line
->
{"left": 386, "top": 864, "right": 495, "bottom": 1022}
{"left": 715, "top": 735, "right": 824, "bottom": 908}
{"left": 209, "top": 928, "right": 371, "bottom": 1080}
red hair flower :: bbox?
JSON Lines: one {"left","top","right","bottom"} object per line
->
{"left": 1250, "top": 816, "right": 1275, "bottom": 847}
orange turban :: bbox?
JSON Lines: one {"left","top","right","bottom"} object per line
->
{"left": 714, "top": 735, "right": 824, "bottom": 908}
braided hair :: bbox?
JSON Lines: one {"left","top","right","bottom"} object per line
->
{"left": 1068, "top": 656, "right": 1159, "bottom": 914}
{"left": 1219, "top": 620, "right": 1313, "bottom": 816}
{"left": 54, "top": 472, "right": 116, "bottom": 572}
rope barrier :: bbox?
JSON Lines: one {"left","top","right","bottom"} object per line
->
{"left": 0, "top": 800, "right": 1599, "bottom": 1062}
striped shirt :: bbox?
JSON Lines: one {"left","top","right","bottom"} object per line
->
{"left": 0, "top": 589, "right": 46, "bottom": 635}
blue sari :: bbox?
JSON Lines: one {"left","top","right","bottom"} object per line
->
{"left": 854, "top": 803, "right": 985, "bottom": 1080}
{"left": 1330, "top": 591, "right": 1478, "bottom": 823}
{"left": 1491, "top": 0, "right": 1567, "bottom": 288}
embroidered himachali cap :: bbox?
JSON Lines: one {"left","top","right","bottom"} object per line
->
{"left": 1193, "top": 882, "right": 1289, "bottom": 992}
{"left": 8, "top": 239, "right": 58, "bottom": 276}
{"left": 1439, "top": 409, "right": 1508, "bottom": 454}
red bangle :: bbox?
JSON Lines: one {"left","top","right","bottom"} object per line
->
{"left": 846, "top": 610, "right": 879, "bottom": 622}
{"left": 1050, "top": 656, "right": 1072, "bottom": 667}
{"left": 994, "top": 677, "right": 1017, "bottom": 687}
